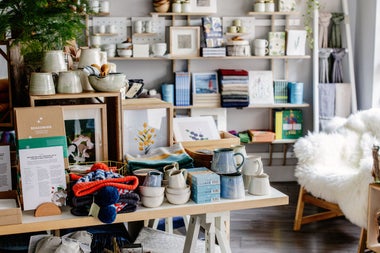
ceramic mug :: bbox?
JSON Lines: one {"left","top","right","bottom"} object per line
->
{"left": 254, "top": 47, "right": 269, "bottom": 56}
{"left": 134, "top": 20, "right": 144, "bottom": 33}
{"left": 254, "top": 39, "right": 269, "bottom": 48}
{"left": 41, "top": 50, "right": 67, "bottom": 73}
{"left": 78, "top": 48, "right": 101, "bottom": 68}
{"left": 57, "top": 71, "right": 83, "bottom": 94}
{"left": 211, "top": 148, "right": 245, "bottom": 174}
{"left": 29, "top": 72, "right": 56, "bottom": 95}
{"left": 220, "top": 172, "right": 245, "bottom": 199}
{"left": 163, "top": 162, "right": 179, "bottom": 180}
{"left": 143, "top": 171, "right": 163, "bottom": 187}
{"left": 231, "top": 144, "right": 248, "bottom": 166}
{"left": 152, "top": 43, "right": 167, "bottom": 56}
{"left": 242, "top": 155, "right": 264, "bottom": 189}
{"left": 168, "top": 168, "right": 188, "bottom": 189}
{"left": 248, "top": 173, "right": 270, "bottom": 195}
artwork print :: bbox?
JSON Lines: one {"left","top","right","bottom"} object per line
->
{"left": 192, "top": 72, "right": 218, "bottom": 94}
{"left": 65, "top": 118, "right": 96, "bottom": 164}
{"left": 173, "top": 116, "right": 220, "bottom": 142}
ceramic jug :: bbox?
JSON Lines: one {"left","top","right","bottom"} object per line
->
{"left": 78, "top": 48, "right": 101, "bottom": 68}
{"left": 41, "top": 50, "right": 67, "bottom": 73}
{"left": 211, "top": 148, "right": 245, "bottom": 174}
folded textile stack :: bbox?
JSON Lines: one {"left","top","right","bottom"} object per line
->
{"left": 69, "top": 162, "right": 140, "bottom": 224}
{"left": 218, "top": 69, "right": 249, "bottom": 107}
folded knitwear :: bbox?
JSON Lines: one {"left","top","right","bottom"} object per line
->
{"left": 72, "top": 169, "right": 139, "bottom": 197}
{"left": 221, "top": 101, "right": 249, "bottom": 108}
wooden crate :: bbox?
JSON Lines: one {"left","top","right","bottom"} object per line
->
{"left": 0, "top": 190, "right": 22, "bottom": 226}
{"left": 367, "top": 183, "right": 380, "bottom": 251}
{"left": 179, "top": 131, "right": 240, "bottom": 152}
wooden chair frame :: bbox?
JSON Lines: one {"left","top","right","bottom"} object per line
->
{"left": 293, "top": 186, "right": 366, "bottom": 253}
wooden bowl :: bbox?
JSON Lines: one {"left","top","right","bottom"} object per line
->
{"left": 185, "top": 148, "right": 213, "bottom": 169}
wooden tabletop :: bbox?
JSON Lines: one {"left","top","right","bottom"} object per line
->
{"left": 0, "top": 187, "right": 288, "bottom": 236}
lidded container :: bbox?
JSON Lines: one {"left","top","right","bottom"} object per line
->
{"left": 254, "top": 0, "right": 265, "bottom": 12}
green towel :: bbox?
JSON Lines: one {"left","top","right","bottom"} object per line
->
{"left": 126, "top": 143, "right": 194, "bottom": 173}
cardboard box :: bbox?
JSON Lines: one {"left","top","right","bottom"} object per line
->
{"left": 248, "top": 130, "right": 275, "bottom": 143}
{"left": 191, "top": 192, "right": 220, "bottom": 204}
{"left": 191, "top": 184, "right": 220, "bottom": 194}
{"left": 187, "top": 167, "right": 220, "bottom": 186}
{"left": 0, "top": 190, "right": 22, "bottom": 225}
{"left": 179, "top": 131, "right": 240, "bottom": 152}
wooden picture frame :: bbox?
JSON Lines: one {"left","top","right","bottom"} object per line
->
{"left": 189, "top": 0, "right": 217, "bottom": 13}
{"left": 190, "top": 108, "right": 227, "bottom": 131}
{"left": 122, "top": 98, "right": 173, "bottom": 157}
{"left": 170, "top": 26, "right": 200, "bottom": 57}
{"left": 62, "top": 104, "right": 108, "bottom": 164}
{"left": 192, "top": 72, "right": 218, "bottom": 94}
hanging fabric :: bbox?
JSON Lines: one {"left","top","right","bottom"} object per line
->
{"left": 331, "top": 48, "right": 346, "bottom": 83}
{"left": 329, "top": 13, "right": 345, "bottom": 48}
{"left": 318, "top": 12, "right": 332, "bottom": 48}
{"left": 319, "top": 48, "right": 332, "bottom": 83}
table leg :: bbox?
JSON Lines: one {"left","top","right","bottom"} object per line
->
{"left": 184, "top": 215, "right": 201, "bottom": 253}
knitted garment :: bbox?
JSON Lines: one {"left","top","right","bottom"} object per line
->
{"left": 72, "top": 169, "right": 139, "bottom": 197}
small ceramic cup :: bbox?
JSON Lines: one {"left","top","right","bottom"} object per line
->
{"left": 163, "top": 162, "right": 179, "bottom": 180}
{"left": 254, "top": 39, "right": 269, "bottom": 48}
{"left": 248, "top": 173, "right": 271, "bottom": 196}
{"left": 220, "top": 173, "right": 245, "bottom": 199}
{"left": 29, "top": 72, "right": 56, "bottom": 95}
{"left": 168, "top": 169, "right": 188, "bottom": 189}
{"left": 143, "top": 171, "right": 163, "bottom": 187}
{"left": 57, "top": 71, "right": 83, "bottom": 94}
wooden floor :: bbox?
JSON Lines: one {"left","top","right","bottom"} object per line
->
{"left": 229, "top": 181, "right": 365, "bottom": 253}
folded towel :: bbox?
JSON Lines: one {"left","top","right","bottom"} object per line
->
{"left": 318, "top": 83, "right": 336, "bottom": 119}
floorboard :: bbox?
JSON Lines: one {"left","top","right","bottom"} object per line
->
{"left": 229, "top": 182, "right": 365, "bottom": 253}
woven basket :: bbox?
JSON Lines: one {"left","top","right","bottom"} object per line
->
{"left": 185, "top": 148, "right": 213, "bottom": 169}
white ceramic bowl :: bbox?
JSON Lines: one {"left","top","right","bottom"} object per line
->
{"left": 117, "top": 43, "right": 132, "bottom": 49}
{"left": 141, "top": 194, "right": 164, "bottom": 208}
{"left": 165, "top": 190, "right": 191, "bottom": 205}
{"left": 139, "top": 186, "right": 165, "bottom": 197}
{"left": 88, "top": 73, "right": 126, "bottom": 92}
{"left": 117, "top": 49, "right": 132, "bottom": 57}
{"left": 165, "top": 185, "right": 190, "bottom": 195}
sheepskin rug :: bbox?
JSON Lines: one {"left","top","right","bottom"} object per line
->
{"left": 294, "top": 108, "right": 380, "bottom": 229}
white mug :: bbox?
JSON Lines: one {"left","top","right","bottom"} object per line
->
{"left": 57, "top": 71, "right": 83, "bottom": 94}
{"left": 98, "top": 25, "right": 106, "bottom": 34}
{"left": 254, "top": 39, "right": 269, "bottom": 48}
{"left": 254, "top": 47, "right": 269, "bottom": 56}
{"left": 163, "top": 162, "right": 179, "bottom": 180}
{"left": 107, "top": 24, "right": 116, "bottom": 34}
{"left": 134, "top": 20, "right": 144, "bottom": 34}
{"left": 152, "top": 43, "right": 167, "bottom": 56}
{"left": 248, "top": 173, "right": 270, "bottom": 195}
{"left": 243, "top": 155, "right": 264, "bottom": 189}
{"left": 168, "top": 169, "right": 188, "bottom": 189}
{"left": 91, "top": 35, "right": 101, "bottom": 47}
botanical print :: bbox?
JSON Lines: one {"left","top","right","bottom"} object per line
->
{"left": 178, "top": 34, "right": 192, "bottom": 49}
{"left": 185, "top": 128, "right": 209, "bottom": 140}
{"left": 134, "top": 122, "right": 157, "bottom": 154}
{"left": 65, "top": 118, "right": 96, "bottom": 164}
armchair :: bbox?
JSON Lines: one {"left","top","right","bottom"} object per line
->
{"left": 293, "top": 108, "right": 380, "bottom": 251}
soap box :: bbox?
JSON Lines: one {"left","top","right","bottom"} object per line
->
{"left": 191, "top": 184, "right": 220, "bottom": 204}
{"left": 187, "top": 167, "right": 220, "bottom": 186}
{"left": 191, "top": 192, "right": 220, "bottom": 204}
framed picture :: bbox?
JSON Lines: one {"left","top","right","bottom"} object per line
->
{"left": 190, "top": 108, "right": 227, "bottom": 131}
{"left": 286, "top": 30, "right": 307, "bottom": 56}
{"left": 248, "top": 70, "right": 274, "bottom": 105}
{"left": 122, "top": 99, "right": 173, "bottom": 157}
{"left": 170, "top": 26, "right": 200, "bottom": 57}
{"left": 192, "top": 72, "right": 218, "bottom": 94}
{"left": 173, "top": 116, "right": 220, "bottom": 142}
{"left": 62, "top": 104, "right": 108, "bottom": 164}
{"left": 189, "top": 0, "right": 217, "bottom": 13}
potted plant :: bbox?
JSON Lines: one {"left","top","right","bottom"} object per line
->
{"left": 0, "top": 0, "right": 90, "bottom": 66}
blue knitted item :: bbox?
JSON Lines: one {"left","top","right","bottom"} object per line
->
{"left": 98, "top": 205, "right": 117, "bottom": 224}
{"left": 95, "top": 186, "right": 119, "bottom": 207}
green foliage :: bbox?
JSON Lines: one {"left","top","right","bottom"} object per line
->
{"left": 0, "top": 0, "right": 90, "bottom": 62}
{"left": 303, "top": 0, "right": 319, "bottom": 49}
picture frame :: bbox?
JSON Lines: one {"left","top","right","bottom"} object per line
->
{"left": 62, "top": 104, "right": 108, "bottom": 164}
{"left": 122, "top": 98, "right": 173, "bottom": 157}
{"left": 286, "top": 30, "right": 307, "bottom": 56}
{"left": 190, "top": 108, "right": 227, "bottom": 131}
{"left": 248, "top": 70, "right": 275, "bottom": 105}
{"left": 192, "top": 72, "right": 218, "bottom": 94}
{"left": 189, "top": 0, "right": 217, "bottom": 13}
{"left": 173, "top": 116, "right": 221, "bottom": 142}
{"left": 170, "top": 26, "right": 200, "bottom": 57}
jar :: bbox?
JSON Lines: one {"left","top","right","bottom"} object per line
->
{"left": 265, "top": 0, "right": 275, "bottom": 12}
{"left": 182, "top": 1, "right": 191, "bottom": 13}
{"left": 100, "top": 0, "right": 109, "bottom": 13}
{"left": 254, "top": 0, "right": 265, "bottom": 12}
{"left": 172, "top": 1, "right": 182, "bottom": 13}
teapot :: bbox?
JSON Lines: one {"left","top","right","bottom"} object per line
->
{"left": 210, "top": 148, "right": 245, "bottom": 174}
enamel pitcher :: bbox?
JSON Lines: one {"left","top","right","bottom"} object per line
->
{"left": 210, "top": 148, "right": 245, "bottom": 174}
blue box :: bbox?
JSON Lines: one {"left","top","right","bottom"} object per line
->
{"left": 191, "top": 192, "right": 220, "bottom": 204}
{"left": 187, "top": 167, "right": 220, "bottom": 186}
{"left": 191, "top": 184, "right": 220, "bottom": 195}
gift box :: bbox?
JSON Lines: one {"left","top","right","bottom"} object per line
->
{"left": 0, "top": 190, "right": 22, "bottom": 226}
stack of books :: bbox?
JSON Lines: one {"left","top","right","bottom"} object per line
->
{"left": 273, "top": 80, "right": 289, "bottom": 103}
{"left": 218, "top": 69, "right": 250, "bottom": 108}
{"left": 201, "top": 17, "right": 226, "bottom": 57}
{"left": 174, "top": 72, "right": 191, "bottom": 106}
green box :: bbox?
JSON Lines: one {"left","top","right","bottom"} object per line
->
{"left": 274, "top": 109, "right": 303, "bottom": 139}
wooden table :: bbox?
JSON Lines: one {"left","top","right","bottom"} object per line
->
{"left": 0, "top": 187, "right": 288, "bottom": 252}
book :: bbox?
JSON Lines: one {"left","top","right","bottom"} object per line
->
{"left": 274, "top": 109, "right": 303, "bottom": 139}
{"left": 175, "top": 72, "right": 191, "bottom": 106}
{"left": 201, "top": 17, "right": 224, "bottom": 48}
{"left": 286, "top": 30, "right": 307, "bottom": 56}
{"left": 273, "top": 80, "right": 289, "bottom": 103}
{"left": 288, "top": 82, "right": 303, "bottom": 104}
{"left": 268, "top": 32, "right": 286, "bottom": 56}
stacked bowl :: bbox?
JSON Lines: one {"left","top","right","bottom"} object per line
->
{"left": 139, "top": 170, "right": 165, "bottom": 208}
{"left": 153, "top": 0, "right": 170, "bottom": 13}
{"left": 165, "top": 169, "right": 191, "bottom": 205}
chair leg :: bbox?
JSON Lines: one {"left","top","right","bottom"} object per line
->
{"left": 293, "top": 185, "right": 305, "bottom": 231}
{"left": 357, "top": 228, "right": 367, "bottom": 253}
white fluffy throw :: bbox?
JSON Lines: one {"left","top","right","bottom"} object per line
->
{"left": 294, "top": 108, "right": 380, "bottom": 229}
